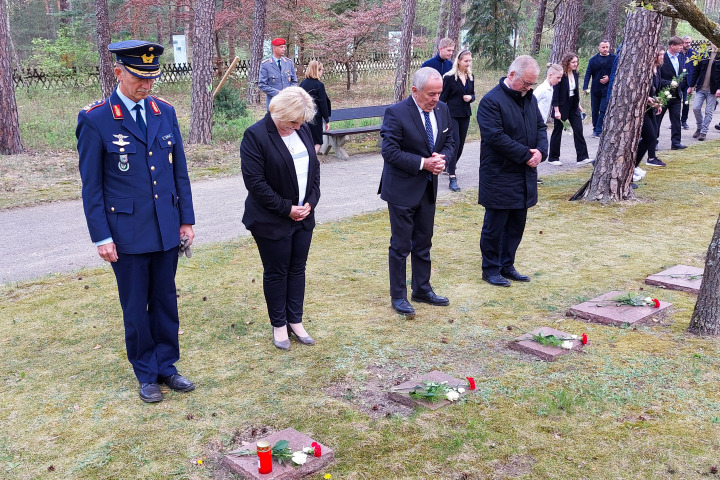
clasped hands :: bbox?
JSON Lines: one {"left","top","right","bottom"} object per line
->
{"left": 423, "top": 153, "right": 446, "bottom": 176}
{"left": 526, "top": 149, "right": 542, "bottom": 168}
{"left": 289, "top": 203, "right": 312, "bottom": 221}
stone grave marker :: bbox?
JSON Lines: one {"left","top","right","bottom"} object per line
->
{"left": 221, "top": 428, "right": 333, "bottom": 479}
{"left": 507, "top": 327, "right": 584, "bottom": 361}
{"left": 388, "top": 370, "right": 469, "bottom": 410}
{"left": 645, "top": 265, "right": 703, "bottom": 294}
{"left": 566, "top": 291, "right": 672, "bottom": 327}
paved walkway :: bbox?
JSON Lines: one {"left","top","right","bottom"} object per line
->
{"left": 0, "top": 116, "right": 706, "bottom": 284}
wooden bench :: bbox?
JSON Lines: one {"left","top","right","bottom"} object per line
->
{"left": 321, "top": 104, "right": 391, "bottom": 160}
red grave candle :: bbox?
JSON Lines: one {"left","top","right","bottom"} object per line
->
{"left": 256, "top": 440, "right": 272, "bottom": 474}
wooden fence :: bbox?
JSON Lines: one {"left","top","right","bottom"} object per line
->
{"left": 12, "top": 53, "right": 430, "bottom": 90}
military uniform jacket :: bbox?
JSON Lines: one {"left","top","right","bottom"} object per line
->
{"left": 258, "top": 56, "right": 298, "bottom": 108}
{"left": 77, "top": 89, "right": 195, "bottom": 254}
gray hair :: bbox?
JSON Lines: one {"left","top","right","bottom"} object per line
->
{"left": 269, "top": 86, "right": 316, "bottom": 124}
{"left": 683, "top": 35, "right": 692, "bottom": 41}
{"left": 507, "top": 55, "right": 540, "bottom": 78}
{"left": 413, "top": 67, "right": 443, "bottom": 91}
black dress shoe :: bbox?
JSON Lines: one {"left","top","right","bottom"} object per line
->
{"left": 391, "top": 298, "right": 416, "bottom": 316}
{"left": 715, "top": 123, "right": 720, "bottom": 131}
{"left": 139, "top": 382, "right": 163, "bottom": 403}
{"left": 482, "top": 273, "right": 511, "bottom": 287}
{"left": 500, "top": 267, "right": 531, "bottom": 282}
{"left": 682, "top": 122, "right": 690, "bottom": 130}
{"left": 159, "top": 373, "right": 195, "bottom": 392}
{"left": 671, "top": 144, "right": 687, "bottom": 150}
{"left": 411, "top": 290, "right": 450, "bottom": 306}
{"left": 448, "top": 177, "right": 461, "bottom": 192}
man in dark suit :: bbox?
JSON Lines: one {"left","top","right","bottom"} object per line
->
{"left": 583, "top": 40, "right": 616, "bottom": 137}
{"left": 658, "top": 36, "right": 687, "bottom": 150}
{"left": 379, "top": 67, "right": 455, "bottom": 316}
{"left": 476, "top": 55, "right": 546, "bottom": 287}
{"left": 77, "top": 40, "right": 196, "bottom": 403}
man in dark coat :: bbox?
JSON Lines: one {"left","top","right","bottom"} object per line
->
{"left": 379, "top": 67, "right": 455, "bottom": 316}
{"left": 421, "top": 38, "right": 455, "bottom": 76}
{"left": 476, "top": 55, "right": 547, "bottom": 287}
{"left": 77, "top": 40, "right": 196, "bottom": 403}
{"left": 658, "top": 36, "right": 687, "bottom": 150}
{"left": 583, "top": 40, "right": 616, "bottom": 137}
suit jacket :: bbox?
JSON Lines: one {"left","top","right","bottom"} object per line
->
{"left": 379, "top": 96, "right": 454, "bottom": 207}
{"left": 660, "top": 52, "right": 686, "bottom": 98}
{"left": 551, "top": 71, "right": 581, "bottom": 120}
{"left": 439, "top": 74, "right": 476, "bottom": 118}
{"left": 258, "top": 56, "right": 299, "bottom": 109}
{"left": 240, "top": 113, "right": 321, "bottom": 240}
{"left": 582, "top": 53, "right": 616, "bottom": 94}
{"left": 77, "top": 90, "right": 195, "bottom": 254}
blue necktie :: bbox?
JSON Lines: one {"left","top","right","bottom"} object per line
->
{"left": 423, "top": 111, "right": 434, "bottom": 180}
{"left": 133, "top": 104, "right": 146, "bottom": 139}
{"left": 277, "top": 60, "right": 282, "bottom": 71}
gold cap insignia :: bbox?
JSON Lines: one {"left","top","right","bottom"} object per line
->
{"left": 141, "top": 53, "right": 155, "bottom": 64}
{"left": 149, "top": 47, "right": 154, "bottom": 52}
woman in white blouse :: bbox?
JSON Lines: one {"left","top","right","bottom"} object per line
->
{"left": 533, "top": 63, "right": 563, "bottom": 123}
{"left": 240, "top": 87, "right": 321, "bottom": 351}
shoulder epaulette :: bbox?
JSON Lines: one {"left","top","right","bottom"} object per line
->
{"left": 81, "top": 99, "right": 105, "bottom": 114}
{"left": 152, "top": 95, "right": 173, "bottom": 106}
{"left": 262, "top": 58, "right": 271, "bottom": 63}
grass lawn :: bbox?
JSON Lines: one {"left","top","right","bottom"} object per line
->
{"left": 1, "top": 141, "right": 720, "bottom": 479}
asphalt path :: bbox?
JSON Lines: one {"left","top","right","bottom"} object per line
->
{"left": 0, "top": 116, "right": 705, "bottom": 285}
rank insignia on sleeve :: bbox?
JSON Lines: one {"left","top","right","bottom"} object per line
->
{"left": 112, "top": 104, "right": 123, "bottom": 119}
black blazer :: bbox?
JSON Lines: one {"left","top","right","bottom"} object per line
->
{"left": 660, "top": 52, "right": 686, "bottom": 96}
{"left": 379, "top": 96, "right": 455, "bottom": 206}
{"left": 299, "top": 77, "right": 330, "bottom": 122}
{"left": 240, "top": 114, "right": 321, "bottom": 240}
{"left": 551, "top": 71, "right": 581, "bottom": 120}
{"left": 439, "top": 74, "right": 475, "bottom": 118}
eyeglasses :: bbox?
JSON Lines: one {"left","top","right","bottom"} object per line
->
{"left": 519, "top": 78, "right": 537, "bottom": 87}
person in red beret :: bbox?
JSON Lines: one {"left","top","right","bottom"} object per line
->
{"left": 259, "top": 38, "right": 298, "bottom": 110}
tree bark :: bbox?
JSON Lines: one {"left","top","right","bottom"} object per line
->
{"left": 602, "top": 0, "right": 622, "bottom": 50}
{"left": 670, "top": 16, "right": 679, "bottom": 36}
{"left": 94, "top": 0, "right": 115, "bottom": 98}
{"left": 188, "top": 0, "right": 214, "bottom": 144}
{"left": 433, "top": 0, "right": 449, "bottom": 54}
{"left": 582, "top": 7, "right": 662, "bottom": 203}
{"left": 448, "top": 0, "right": 463, "bottom": 49}
{"left": 549, "top": 0, "right": 582, "bottom": 64}
{"left": 688, "top": 214, "right": 720, "bottom": 335}
{"left": 0, "top": 0, "right": 22, "bottom": 154}
{"left": 246, "top": 0, "right": 266, "bottom": 105}
{"left": 393, "top": 0, "right": 416, "bottom": 103}
{"left": 530, "top": 0, "right": 548, "bottom": 55}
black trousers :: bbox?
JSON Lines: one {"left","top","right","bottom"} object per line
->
{"left": 480, "top": 207, "right": 527, "bottom": 276}
{"left": 658, "top": 98, "right": 682, "bottom": 147}
{"left": 636, "top": 111, "right": 659, "bottom": 165}
{"left": 590, "top": 92, "right": 603, "bottom": 129}
{"left": 448, "top": 116, "right": 470, "bottom": 175}
{"left": 253, "top": 223, "right": 313, "bottom": 328}
{"left": 111, "top": 247, "right": 180, "bottom": 383}
{"left": 387, "top": 181, "right": 435, "bottom": 299}
{"left": 548, "top": 109, "right": 589, "bottom": 161}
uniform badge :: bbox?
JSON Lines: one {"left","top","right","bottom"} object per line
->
{"left": 112, "top": 134, "right": 130, "bottom": 146}
{"left": 118, "top": 155, "right": 129, "bottom": 172}
{"left": 168, "top": 153, "right": 173, "bottom": 164}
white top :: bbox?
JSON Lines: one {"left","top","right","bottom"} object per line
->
{"left": 568, "top": 74, "right": 576, "bottom": 97}
{"left": 281, "top": 131, "right": 310, "bottom": 205}
{"left": 533, "top": 80, "right": 554, "bottom": 122}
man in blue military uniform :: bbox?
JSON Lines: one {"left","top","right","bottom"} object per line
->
{"left": 77, "top": 40, "right": 196, "bottom": 403}
{"left": 258, "top": 37, "right": 298, "bottom": 109}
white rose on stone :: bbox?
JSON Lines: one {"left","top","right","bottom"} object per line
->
{"left": 446, "top": 390, "right": 460, "bottom": 402}
{"left": 561, "top": 340, "right": 574, "bottom": 350}
{"left": 458, "top": 388, "right": 465, "bottom": 394}
{"left": 291, "top": 451, "right": 308, "bottom": 465}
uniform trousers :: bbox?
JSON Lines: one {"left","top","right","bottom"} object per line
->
{"left": 448, "top": 116, "right": 470, "bottom": 175}
{"left": 480, "top": 208, "right": 528, "bottom": 276}
{"left": 111, "top": 247, "right": 180, "bottom": 383}
{"left": 387, "top": 180, "right": 435, "bottom": 299}
{"left": 253, "top": 223, "right": 313, "bottom": 328}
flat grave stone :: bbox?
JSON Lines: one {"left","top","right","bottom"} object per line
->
{"left": 221, "top": 428, "right": 333, "bottom": 479}
{"left": 566, "top": 291, "right": 672, "bottom": 327}
{"left": 507, "top": 327, "right": 584, "bottom": 362}
{"left": 388, "top": 370, "right": 469, "bottom": 410}
{"left": 645, "top": 265, "right": 703, "bottom": 294}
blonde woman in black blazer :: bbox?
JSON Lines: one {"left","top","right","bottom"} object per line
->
{"left": 240, "top": 87, "right": 321, "bottom": 351}
{"left": 439, "top": 50, "right": 475, "bottom": 192}
{"left": 548, "top": 52, "right": 591, "bottom": 165}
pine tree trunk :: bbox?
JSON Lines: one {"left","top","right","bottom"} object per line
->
{"left": 94, "top": 0, "right": 115, "bottom": 98}
{"left": 188, "top": 0, "right": 214, "bottom": 144}
{"left": 688, "top": 213, "right": 720, "bottom": 335}
{"left": 393, "top": 0, "right": 416, "bottom": 103}
{"left": 447, "top": 0, "right": 463, "bottom": 49}
{"left": 549, "top": 0, "right": 582, "bottom": 64}
{"left": 0, "top": 0, "right": 22, "bottom": 155}
{"left": 602, "top": 0, "right": 622, "bottom": 50}
{"left": 246, "top": 0, "right": 266, "bottom": 105}
{"left": 433, "top": 0, "right": 449, "bottom": 53}
{"left": 670, "top": 17, "right": 679, "bottom": 36}
{"left": 530, "top": 0, "right": 547, "bottom": 55}
{"left": 582, "top": 8, "right": 662, "bottom": 203}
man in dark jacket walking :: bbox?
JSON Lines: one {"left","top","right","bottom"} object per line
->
{"left": 476, "top": 55, "right": 547, "bottom": 287}
{"left": 583, "top": 40, "right": 616, "bottom": 137}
